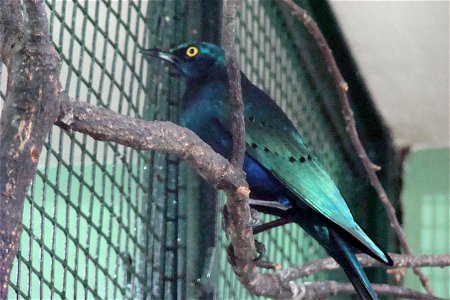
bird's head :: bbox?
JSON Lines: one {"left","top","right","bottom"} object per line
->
{"left": 142, "top": 42, "right": 226, "bottom": 80}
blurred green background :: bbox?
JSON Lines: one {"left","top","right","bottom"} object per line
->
{"left": 403, "top": 148, "right": 449, "bottom": 298}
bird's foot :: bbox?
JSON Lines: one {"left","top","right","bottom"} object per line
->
{"left": 246, "top": 208, "right": 261, "bottom": 227}
{"left": 226, "top": 240, "right": 282, "bottom": 270}
{"left": 223, "top": 204, "right": 260, "bottom": 229}
{"left": 254, "top": 239, "right": 266, "bottom": 260}
{"left": 253, "top": 240, "right": 282, "bottom": 270}
{"left": 255, "top": 259, "right": 282, "bottom": 270}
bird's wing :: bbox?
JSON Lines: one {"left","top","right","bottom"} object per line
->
{"left": 244, "top": 118, "right": 390, "bottom": 262}
{"left": 217, "top": 77, "right": 389, "bottom": 263}
{"left": 243, "top": 111, "right": 356, "bottom": 227}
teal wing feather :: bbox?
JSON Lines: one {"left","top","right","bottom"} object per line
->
{"left": 244, "top": 115, "right": 390, "bottom": 263}
{"left": 218, "top": 76, "right": 390, "bottom": 263}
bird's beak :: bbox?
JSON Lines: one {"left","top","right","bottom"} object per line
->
{"left": 141, "top": 48, "right": 178, "bottom": 65}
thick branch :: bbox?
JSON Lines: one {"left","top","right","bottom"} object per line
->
{"left": 56, "top": 99, "right": 246, "bottom": 191}
{"left": 279, "top": 0, "right": 434, "bottom": 294}
{"left": 0, "top": 0, "right": 61, "bottom": 298}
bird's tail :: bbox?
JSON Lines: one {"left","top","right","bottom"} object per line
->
{"left": 329, "top": 228, "right": 378, "bottom": 300}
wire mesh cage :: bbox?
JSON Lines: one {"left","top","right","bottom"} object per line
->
{"left": 1, "top": 0, "right": 396, "bottom": 299}
{"left": 5, "top": 1, "right": 201, "bottom": 299}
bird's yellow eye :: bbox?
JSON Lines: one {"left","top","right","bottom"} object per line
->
{"left": 186, "top": 46, "right": 199, "bottom": 58}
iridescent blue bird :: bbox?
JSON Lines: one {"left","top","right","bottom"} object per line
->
{"left": 143, "top": 42, "right": 393, "bottom": 299}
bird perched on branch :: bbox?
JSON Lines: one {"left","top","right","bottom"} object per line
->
{"left": 143, "top": 42, "right": 393, "bottom": 300}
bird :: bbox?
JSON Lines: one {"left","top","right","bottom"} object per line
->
{"left": 143, "top": 42, "right": 393, "bottom": 300}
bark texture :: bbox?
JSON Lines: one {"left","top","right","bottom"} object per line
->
{"left": 0, "top": 1, "right": 62, "bottom": 298}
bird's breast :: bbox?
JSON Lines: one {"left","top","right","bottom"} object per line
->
{"left": 181, "top": 107, "right": 233, "bottom": 159}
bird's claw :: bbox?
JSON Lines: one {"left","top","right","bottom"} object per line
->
{"left": 224, "top": 205, "right": 260, "bottom": 229}
{"left": 253, "top": 240, "right": 282, "bottom": 270}
{"left": 253, "top": 239, "right": 266, "bottom": 261}
{"left": 221, "top": 205, "right": 229, "bottom": 234}
{"left": 255, "top": 260, "right": 282, "bottom": 270}
{"left": 227, "top": 240, "right": 282, "bottom": 270}
{"left": 246, "top": 208, "right": 261, "bottom": 227}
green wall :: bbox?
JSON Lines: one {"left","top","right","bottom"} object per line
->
{"left": 403, "top": 147, "right": 449, "bottom": 298}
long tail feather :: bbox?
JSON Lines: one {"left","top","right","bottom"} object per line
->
{"left": 329, "top": 228, "right": 378, "bottom": 300}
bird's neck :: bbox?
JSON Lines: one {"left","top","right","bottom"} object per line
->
{"left": 186, "top": 66, "right": 228, "bottom": 86}
{"left": 185, "top": 66, "right": 254, "bottom": 89}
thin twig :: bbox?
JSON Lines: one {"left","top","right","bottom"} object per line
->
{"left": 220, "top": 0, "right": 258, "bottom": 283}
{"left": 280, "top": 253, "right": 450, "bottom": 282}
{"left": 221, "top": 0, "right": 246, "bottom": 168}
{"left": 291, "top": 281, "right": 443, "bottom": 300}
{"left": 279, "top": 0, "right": 435, "bottom": 294}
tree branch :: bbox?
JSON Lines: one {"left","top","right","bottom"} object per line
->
{"left": 279, "top": 0, "right": 434, "bottom": 295}
{"left": 221, "top": 0, "right": 246, "bottom": 168}
{"left": 280, "top": 253, "right": 450, "bottom": 282}
{"left": 291, "top": 281, "right": 442, "bottom": 300}
{"left": 220, "top": 0, "right": 258, "bottom": 285}
{"left": 55, "top": 98, "right": 246, "bottom": 191}
{"left": 0, "top": 0, "right": 61, "bottom": 298}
